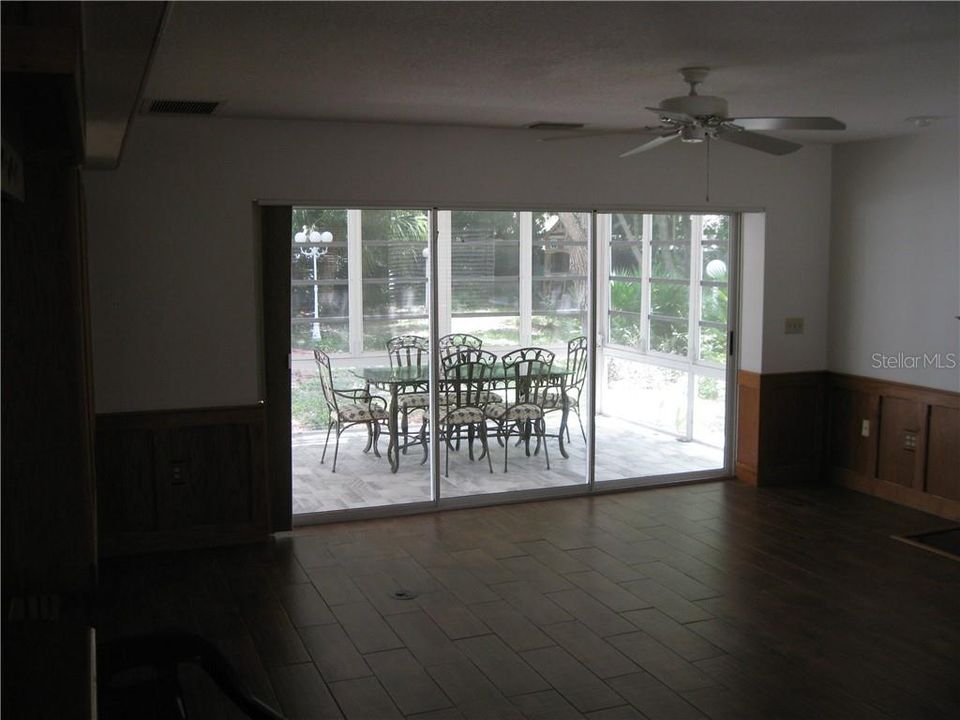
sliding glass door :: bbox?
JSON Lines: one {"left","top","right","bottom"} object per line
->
{"left": 290, "top": 207, "right": 434, "bottom": 515}
{"left": 285, "top": 204, "right": 735, "bottom": 520}
{"left": 440, "top": 210, "right": 590, "bottom": 499}
{"left": 595, "top": 212, "right": 733, "bottom": 483}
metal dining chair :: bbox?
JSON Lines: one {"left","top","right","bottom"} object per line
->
{"left": 484, "top": 347, "right": 556, "bottom": 472}
{"left": 438, "top": 333, "right": 483, "bottom": 354}
{"left": 440, "top": 347, "right": 503, "bottom": 405}
{"left": 314, "top": 349, "right": 388, "bottom": 473}
{"left": 419, "top": 355, "right": 496, "bottom": 476}
{"left": 544, "top": 336, "right": 589, "bottom": 442}
{"left": 386, "top": 335, "right": 430, "bottom": 453}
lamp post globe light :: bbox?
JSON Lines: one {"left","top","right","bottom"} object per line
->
{"left": 294, "top": 226, "right": 334, "bottom": 339}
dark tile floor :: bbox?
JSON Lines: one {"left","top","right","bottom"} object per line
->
{"left": 99, "top": 481, "right": 960, "bottom": 719}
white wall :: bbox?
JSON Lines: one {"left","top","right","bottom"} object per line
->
{"left": 84, "top": 116, "right": 832, "bottom": 412}
{"left": 830, "top": 126, "right": 960, "bottom": 392}
{"left": 739, "top": 213, "right": 766, "bottom": 373}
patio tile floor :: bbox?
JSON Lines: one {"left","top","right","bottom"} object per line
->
{"left": 293, "top": 415, "right": 724, "bottom": 515}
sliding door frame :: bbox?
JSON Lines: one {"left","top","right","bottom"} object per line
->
{"left": 261, "top": 201, "right": 741, "bottom": 528}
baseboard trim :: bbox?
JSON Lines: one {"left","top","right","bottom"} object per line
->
{"left": 831, "top": 468, "right": 960, "bottom": 521}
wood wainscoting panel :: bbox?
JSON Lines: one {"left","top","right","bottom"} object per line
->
{"left": 758, "top": 372, "right": 826, "bottom": 485}
{"left": 925, "top": 405, "right": 960, "bottom": 501}
{"left": 735, "top": 371, "right": 826, "bottom": 486}
{"left": 827, "top": 374, "right": 960, "bottom": 520}
{"left": 155, "top": 423, "right": 255, "bottom": 529}
{"left": 96, "top": 405, "right": 269, "bottom": 555}
{"left": 96, "top": 426, "right": 157, "bottom": 533}
{"left": 877, "top": 396, "right": 926, "bottom": 490}
{"left": 826, "top": 386, "right": 878, "bottom": 477}
{"left": 735, "top": 371, "right": 760, "bottom": 485}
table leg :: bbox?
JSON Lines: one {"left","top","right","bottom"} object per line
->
{"left": 388, "top": 385, "right": 400, "bottom": 473}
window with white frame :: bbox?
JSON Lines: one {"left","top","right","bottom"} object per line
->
{"left": 603, "top": 213, "right": 730, "bottom": 363}
{"left": 607, "top": 213, "right": 645, "bottom": 350}
{"left": 448, "top": 211, "right": 521, "bottom": 348}
{"left": 600, "top": 212, "right": 731, "bottom": 445}
{"left": 359, "top": 209, "right": 429, "bottom": 352}
{"left": 291, "top": 208, "right": 350, "bottom": 353}
{"left": 532, "top": 212, "right": 590, "bottom": 346}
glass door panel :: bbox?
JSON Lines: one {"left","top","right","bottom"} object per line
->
{"left": 290, "top": 207, "right": 434, "bottom": 515}
{"left": 439, "top": 209, "right": 590, "bottom": 498}
{"left": 596, "top": 212, "right": 731, "bottom": 483}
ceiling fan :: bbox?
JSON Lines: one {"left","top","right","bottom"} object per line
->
{"left": 544, "top": 67, "right": 846, "bottom": 157}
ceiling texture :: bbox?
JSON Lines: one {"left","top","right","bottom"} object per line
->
{"left": 125, "top": 2, "right": 960, "bottom": 145}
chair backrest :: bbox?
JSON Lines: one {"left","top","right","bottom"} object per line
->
{"left": 566, "top": 336, "right": 588, "bottom": 395}
{"left": 501, "top": 347, "right": 555, "bottom": 407}
{"left": 441, "top": 359, "right": 494, "bottom": 410}
{"left": 438, "top": 333, "right": 483, "bottom": 353}
{"left": 386, "top": 335, "right": 429, "bottom": 369}
{"left": 313, "top": 349, "right": 339, "bottom": 412}
{"left": 440, "top": 347, "right": 497, "bottom": 373}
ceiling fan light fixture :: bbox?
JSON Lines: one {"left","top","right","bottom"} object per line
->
{"left": 661, "top": 94, "right": 728, "bottom": 118}
{"left": 681, "top": 125, "right": 706, "bottom": 143}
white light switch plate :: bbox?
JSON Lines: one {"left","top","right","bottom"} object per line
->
{"left": 861, "top": 420, "right": 870, "bottom": 437}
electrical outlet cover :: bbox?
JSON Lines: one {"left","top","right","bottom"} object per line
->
{"left": 784, "top": 317, "right": 805, "bottom": 335}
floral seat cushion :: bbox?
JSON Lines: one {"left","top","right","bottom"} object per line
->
{"left": 398, "top": 392, "right": 430, "bottom": 409}
{"left": 479, "top": 390, "right": 503, "bottom": 403}
{"left": 484, "top": 403, "right": 543, "bottom": 421}
{"left": 438, "top": 405, "right": 486, "bottom": 424}
{"left": 337, "top": 403, "right": 388, "bottom": 422}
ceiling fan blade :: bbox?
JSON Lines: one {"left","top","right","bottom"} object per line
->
{"left": 645, "top": 106, "right": 694, "bottom": 124}
{"left": 540, "top": 127, "right": 662, "bottom": 143}
{"left": 730, "top": 116, "right": 846, "bottom": 131}
{"left": 619, "top": 132, "right": 680, "bottom": 158}
{"left": 716, "top": 126, "right": 802, "bottom": 155}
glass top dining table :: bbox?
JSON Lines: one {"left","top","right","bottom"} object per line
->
{"left": 351, "top": 364, "right": 570, "bottom": 473}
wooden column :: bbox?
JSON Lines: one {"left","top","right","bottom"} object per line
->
{"left": 2, "top": 7, "right": 96, "bottom": 717}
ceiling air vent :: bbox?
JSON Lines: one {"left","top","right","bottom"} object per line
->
{"left": 527, "top": 122, "right": 584, "bottom": 130}
{"left": 146, "top": 99, "right": 220, "bottom": 115}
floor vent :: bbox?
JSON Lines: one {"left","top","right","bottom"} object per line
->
{"left": 146, "top": 99, "right": 220, "bottom": 115}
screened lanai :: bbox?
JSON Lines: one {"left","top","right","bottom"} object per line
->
{"left": 289, "top": 208, "right": 731, "bottom": 517}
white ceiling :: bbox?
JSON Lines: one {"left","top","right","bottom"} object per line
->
{"left": 142, "top": 1, "right": 959, "bottom": 143}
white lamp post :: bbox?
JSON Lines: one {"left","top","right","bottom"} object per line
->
{"left": 295, "top": 225, "right": 334, "bottom": 339}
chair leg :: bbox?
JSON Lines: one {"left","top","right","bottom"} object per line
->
{"left": 372, "top": 422, "right": 382, "bottom": 458}
{"left": 445, "top": 425, "right": 455, "bottom": 478}
{"left": 331, "top": 425, "right": 342, "bottom": 473}
{"left": 577, "top": 409, "right": 586, "bottom": 441}
{"left": 321, "top": 421, "right": 334, "bottom": 464}
{"left": 538, "top": 418, "right": 550, "bottom": 470}
{"left": 363, "top": 424, "right": 374, "bottom": 453}
{"left": 479, "top": 423, "right": 493, "bottom": 474}
{"left": 401, "top": 409, "right": 409, "bottom": 454}
{"left": 419, "top": 421, "right": 429, "bottom": 465}
{"left": 503, "top": 423, "right": 511, "bottom": 473}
